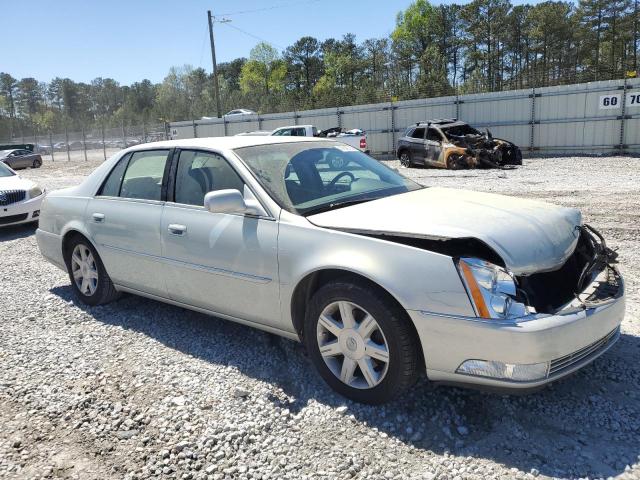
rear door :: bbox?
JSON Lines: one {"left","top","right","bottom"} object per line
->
{"left": 160, "top": 149, "right": 281, "bottom": 327}
{"left": 86, "top": 149, "right": 171, "bottom": 297}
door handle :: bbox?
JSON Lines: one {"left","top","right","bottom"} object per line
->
{"left": 92, "top": 213, "right": 105, "bottom": 223}
{"left": 168, "top": 224, "right": 187, "bottom": 235}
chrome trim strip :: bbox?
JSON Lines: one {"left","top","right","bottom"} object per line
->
{"left": 100, "top": 243, "right": 272, "bottom": 284}
{"left": 416, "top": 309, "right": 541, "bottom": 325}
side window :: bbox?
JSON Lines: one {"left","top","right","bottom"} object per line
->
{"left": 426, "top": 128, "right": 441, "bottom": 142}
{"left": 174, "top": 150, "right": 245, "bottom": 207}
{"left": 98, "top": 154, "right": 131, "bottom": 197}
{"left": 294, "top": 128, "right": 306, "bottom": 136}
{"left": 410, "top": 127, "right": 426, "bottom": 139}
{"left": 119, "top": 150, "right": 169, "bottom": 201}
{"left": 274, "top": 128, "right": 291, "bottom": 136}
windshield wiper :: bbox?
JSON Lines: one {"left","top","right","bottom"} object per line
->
{"left": 302, "top": 198, "right": 374, "bottom": 216}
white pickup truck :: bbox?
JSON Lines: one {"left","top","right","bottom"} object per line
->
{"left": 271, "top": 125, "right": 369, "bottom": 169}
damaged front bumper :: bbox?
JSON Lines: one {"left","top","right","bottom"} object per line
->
{"left": 446, "top": 139, "right": 522, "bottom": 169}
{"left": 410, "top": 265, "right": 625, "bottom": 391}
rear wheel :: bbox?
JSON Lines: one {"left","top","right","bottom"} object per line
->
{"left": 399, "top": 150, "right": 412, "bottom": 168}
{"left": 64, "top": 236, "right": 120, "bottom": 306}
{"left": 304, "top": 281, "right": 420, "bottom": 404}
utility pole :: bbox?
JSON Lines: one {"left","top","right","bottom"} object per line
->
{"left": 208, "top": 10, "right": 223, "bottom": 118}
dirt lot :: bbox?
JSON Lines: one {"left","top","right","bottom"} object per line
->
{"left": 1, "top": 153, "right": 639, "bottom": 480}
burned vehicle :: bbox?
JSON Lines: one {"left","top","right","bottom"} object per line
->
{"left": 397, "top": 119, "right": 522, "bottom": 169}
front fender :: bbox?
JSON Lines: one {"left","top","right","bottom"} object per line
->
{"left": 277, "top": 219, "right": 475, "bottom": 331}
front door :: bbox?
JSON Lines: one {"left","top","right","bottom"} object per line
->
{"left": 425, "top": 128, "right": 443, "bottom": 165}
{"left": 87, "top": 149, "right": 171, "bottom": 297}
{"left": 160, "top": 149, "right": 281, "bottom": 328}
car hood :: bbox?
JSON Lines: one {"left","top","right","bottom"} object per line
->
{"left": 0, "top": 175, "right": 35, "bottom": 191}
{"left": 307, "top": 187, "right": 582, "bottom": 275}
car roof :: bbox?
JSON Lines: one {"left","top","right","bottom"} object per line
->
{"left": 125, "top": 136, "right": 326, "bottom": 153}
{"left": 0, "top": 149, "right": 18, "bottom": 156}
{"left": 414, "top": 119, "right": 466, "bottom": 127}
{"left": 273, "top": 125, "right": 313, "bottom": 130}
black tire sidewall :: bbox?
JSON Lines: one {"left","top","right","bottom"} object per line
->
{"left": 64, "top": 238, "right": 110, "bottom": 306}
{"left": 304, "top": 282, "right": 418, "bottom": 404}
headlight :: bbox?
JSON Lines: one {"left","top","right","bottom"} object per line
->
{"left": 28, "top": 186, "right": 43, "bottom": 198}
{"left": 456, "top": 257, "right": 529, "bottom": 320}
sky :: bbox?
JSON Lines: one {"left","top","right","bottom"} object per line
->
{"left": 3, "top": 0, "right": 542, "bottom": 86}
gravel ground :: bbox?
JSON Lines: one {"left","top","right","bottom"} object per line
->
{"left": 1, "top": 154, "right": 639, "bottom": 480}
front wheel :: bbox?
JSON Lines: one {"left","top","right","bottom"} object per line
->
{"left": 446, "top": 154, "right": 467, "bottom": 170}
{"left": 64, "top": 236, "right": 121, "bottom": 306}
{"left": 304, "top": 281, "right": 420, "bottom": 404}
{"left": 32, "top": 158, "right": 42, "bottom": 168}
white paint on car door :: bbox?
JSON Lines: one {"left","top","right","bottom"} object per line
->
{"left": 87, "top": 149, "right": 170, "bottom": 297}
{"left": 160, "top": 149, "right": 281, "bottom": 328}
{"left": 161, "top": 205, "right": 280, "bottom": 326}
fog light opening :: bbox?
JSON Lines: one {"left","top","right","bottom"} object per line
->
{"left": 32, "top": 210, "right": 40, "bottom": 218}
{"left": 456, "top": 359, "right": 549, "bottom": 382}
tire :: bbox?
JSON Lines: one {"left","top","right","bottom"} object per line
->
{"left": 514, "top": 147, "right": 523, "bottom": 166}
{"left": 399, "top": 150, "right": 412, "bottom": 168}
{"left": 64, "top": 236, "right": 121, "bottom": 306}
{"left": 304, "top": 280, "right": 420, "bottom": 404}
{"left": 446, "top": 154, "right": 464, "bottom": 170}
{"left": 32, "top": 158, "right": 42, "bottom": 168}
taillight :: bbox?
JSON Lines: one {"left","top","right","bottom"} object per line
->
{"left": 359, "top": 137, "right": 366, "bottom": 149}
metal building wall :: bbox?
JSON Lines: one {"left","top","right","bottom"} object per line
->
{"left": 169, "top": 78, "right": 640, "bottom": 156}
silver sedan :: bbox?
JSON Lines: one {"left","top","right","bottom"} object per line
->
{"left": 36, "top": 137, "right": 625, "bottom": 404}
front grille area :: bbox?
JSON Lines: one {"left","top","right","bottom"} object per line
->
{"left": 0, "top": 213, "right": 28, "bottom": 225}
{"left": 549, "top": 327, "right": 619, "bottom": 376}
{"left": 0, "top": 189, "right": 26, "bottom": 206}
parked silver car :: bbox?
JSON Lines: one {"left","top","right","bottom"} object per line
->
{"left": 36, "top": 137, "right": 625, "bottom": 404}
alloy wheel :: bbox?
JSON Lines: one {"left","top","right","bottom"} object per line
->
{"left": 316, "top": 301, "right": 390, "bottom": 389}
{"left": 71, "top": 244, "right": 99, "bottom": 296}
{"left": 400, "top": 152, "right": 411, "bottom": 167}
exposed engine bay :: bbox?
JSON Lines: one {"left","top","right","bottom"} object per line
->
{"left": 441, "top": 122, "right": 523, "bottom": 170}
{"left": 357, "top": 224, "right": 620, "bottom": 315}
{"left": 446, "top": 132, "right": 523, "bottom": 169}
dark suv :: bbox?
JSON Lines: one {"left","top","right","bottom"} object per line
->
{"left": 396, "top": 119, "right": 522, "bottom": 169}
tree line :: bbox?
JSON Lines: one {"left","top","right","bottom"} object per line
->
{"left": 1, "top": 0, "right": 637, "bottom": 140}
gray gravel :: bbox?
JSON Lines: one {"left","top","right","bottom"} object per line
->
{"left": 1, "top": 154, "right": 639, "bottom": 480}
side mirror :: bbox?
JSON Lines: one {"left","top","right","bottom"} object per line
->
{"left": 204, "top": 189, "right": 266, "bottom": 216}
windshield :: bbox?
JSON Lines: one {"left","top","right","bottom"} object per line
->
{"left": 234, "top": 141, "right": 423, "bottom": 215}
{"left": 0, "top": 162, "right": 15, "bottom": 177}
{"left": 441, "top": 123, "right": 482, "bottom": 137}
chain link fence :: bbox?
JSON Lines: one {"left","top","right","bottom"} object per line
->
{"left": 0, "top": 123, "right": 169, "bottom": 163}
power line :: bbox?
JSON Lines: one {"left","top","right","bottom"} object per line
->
{"left": 220, "top": 22, "right": 286, "bottom": 50}
{"left": 217, "top": 0, "right": 320, "bottom": 17}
